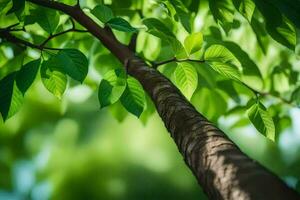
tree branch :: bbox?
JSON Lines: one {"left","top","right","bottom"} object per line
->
{"left": 153, "top": 57, "right": 205, "bottom": 68}
{"left": 39, "top": 27, "right": 87, "bottom": 47}
{"left": 0, "top": 29, "right": 61, "bottom": 51}
{"left": 26, "top": 0, "right": 133, "bottom": 62}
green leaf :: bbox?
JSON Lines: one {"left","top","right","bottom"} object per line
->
{"left": 184, "top": 32, "right": 203, "bottom": 55}
{"left": 169, "top": 0, "right": 192, "bottom": 33}
{"left": 255, "top": 0, "right": 300, "bottom": 29}
{"left": 254, "top": 0, "right": 296, "bottom": 50}
{"left": 140, "top": 95, "right": 155, "bottom": 125}
{"left": 247, "top": 100, "right": 275, "bottom": 141}
{"left": 143, "top": 18, "right": 187, "bottom": 58}
{"left": 191, "top": 88, "right": 227, "bottom": 122}
{"left": 49, "top": 49, "right": 89, "bottom": 82}
{"left": 167, "top": 37, "right": 187, "bottom": 59}
{"left": 204, "top": 44, "right": 237, "bottom": 64}
{"left": 107, "top": 17, "right": 137, "bottom": 32}
{"left": 250, "top": 17, "right": 269, "bottom": 54}
{"left": 6, "top": 0, "right": 25, "bottom": 15}
{"left": 109, "top": 101, "right": 128, "bottom": 122}
{"left": 0, "top": 0, "right": 10, "bottom": 12}
{"left": 267, "top": 16, "right": 296, "bottom": 50}
{"left": 208, "top": 62, "right": 241, "bottom": 82}
{"left": 16, "top": 59, "right": 41, "bottom": 95}
{"left": 98, "top": 69, "right": 127, "bottom": 108}
{"left": 0, "top": 73, "right": 23, "bottom": 121}
{"left": 91, "top": 4, "right": 114, "bottom": 23}
{"left": 291, "top": 87, "right": 300, "bottom": 107}
{"left": 217, "top": 80, "right": 241, "bottom": 103}
{"left": 233, "top": 0, "right": 255, "bottom": 22}
{"left": 120, "top": 77, "right": 145, "bottom": 117}
{"left": 208, "top": 0, "right": 235, "bottom": 31}
{"left": 26, "top": 8, "right": 60, "bottom": 34}
{"left": 221, "top": 41, "right": 262, "bottom": 79}
{"left": 174, "top": 63, "right": 198, "bottom": 100}
{"left": 143, "top": 18, "right": 175, "bottom": 38}
{"left": 40, "top": 60, "right": 67, "bottom": 99}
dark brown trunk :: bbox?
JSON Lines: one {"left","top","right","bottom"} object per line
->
{"left": 126, "top": 57, "right": 300, "bottom": 200}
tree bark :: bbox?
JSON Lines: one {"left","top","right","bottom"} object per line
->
{"left": 127, "top": 57, "right": 300, "bottom": 200}
{"left": 9, "top": 1, "right": 300, "bottom": 199}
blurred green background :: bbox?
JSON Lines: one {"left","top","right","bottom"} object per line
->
{"left": 0, "top": 81, "right": 208, "bottom": 200}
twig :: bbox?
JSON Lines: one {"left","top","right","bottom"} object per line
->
{"left": 0, "top": 30, "right": 61, "bottom": 51}
{"left": 153, "top": 57, "right": 205, "bottom": 68}
{"left": 39, "top": 27, "right": 87, "bottom": 47}
{"left": 242, "top": 82, "right": 294, "bottom": 106}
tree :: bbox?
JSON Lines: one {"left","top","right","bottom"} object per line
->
{"left": 0, "top": 0, "right": 300, "bottom": 199}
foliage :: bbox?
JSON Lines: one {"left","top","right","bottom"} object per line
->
{"left": 1, "top": 0, "right": 299, "bottom": 141}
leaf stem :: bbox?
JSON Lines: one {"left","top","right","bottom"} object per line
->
{"left": 153, "top": 57, "right": 205, "bottom": 68}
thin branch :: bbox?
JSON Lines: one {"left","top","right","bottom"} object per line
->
{"left": 0, "top": 30, "right": 61, "bottom": 51}
{"left": 153, "top": 57, "right": 205, "bottom": 68}
{"left": 26, "top": 0, "right": 133, "bottom": 61}
{"left": 4, "top": 23, "right": 20, "bottom": 29}
{"left": 10, "top": 27, "right": 26, "bottom": 32}
{"left": 242, "top": 82, "right": 295, "bottom": 106}
{"left": 39, "top": 27, "right": 88, "bottom": 47}
{"left": 70, "top": 17, "right": 76, "bottom": 29}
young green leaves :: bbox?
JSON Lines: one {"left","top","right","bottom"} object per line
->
{"left": 41, "top": 49, "right": 88, "bottom": 98}
{"left": 120, "top": 77, "right": 145, "bottom": 118}
{"left": 209, "top": 0, "right": 235, "bottom": 32}
{"left": 174, "top": 63, "right": 198, "bottom": 100}
{"left": 143, "top": 18, "right": 186, "bottom": 58}
{"left": 107, "top": 18, "right": 137, "bottom": 32}
{"left": 41, "top": 61, "right": 67, "bottom": 99}
{"left": 98, "top": 69, "right": 127, "bottom": 108}
{"left": 255, "top": 0, "right": 296, "bottom": 50}
{"left": 184, "top": 32, "right": 203, "bottom": 55}
{"left": 44, "top": 49, "right": 88, "bottom": 83}
{"left": 247, "top": 100, "right": 275, "bottom": 141}
{"left": 233, "top": 0, "right": 255, "bottom": 22}
{"left": 91, "top": 4, "right": 137, "bottom": 32}
{"left": 0, "top": 73, "right": 23, "bottom": 121}
{"left": 25, "top": 8, "right": 60, "bottom": 34}
{"left": 6, "top": 0, "right": 25, "bottom": 15}
{"left": 98, "top": 69, "right": 145, "bottom": 118}
{"left": 52, "top": 49, "right": 88, "bottom": 83}
{"left": 91, "top": 4, "right": 114, "bottom": 23}
{"left": 167, "top": 0, "right": 192, "bottom": 33}
{"left": 16, "top": 59, "right": 41, "bottom": 95}
{"left": 0, "top": 59, "right": 41, "bottom": 121}
{"left": 204, "top": 44, "right": 241, "bottom": 82}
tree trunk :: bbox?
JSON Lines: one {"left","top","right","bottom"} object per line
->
{"left": 13, "top": 1, "right": 300, "bottom": 199}
{"left": 126, "top": 57, "right": 300, "bottom": 200}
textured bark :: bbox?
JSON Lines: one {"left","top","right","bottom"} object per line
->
{"left": 127, "top": 57, "right": 300, "bottom": 200}
{"left": 8, "top": 1, "right": 300, "bottom": 199}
